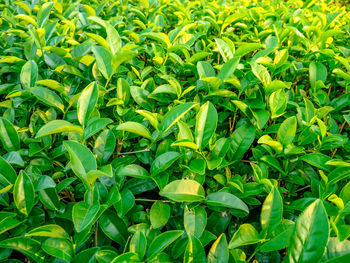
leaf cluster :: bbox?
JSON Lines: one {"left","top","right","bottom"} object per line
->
{"left": 0, "top": 0, "right": 350, "bottom": 262}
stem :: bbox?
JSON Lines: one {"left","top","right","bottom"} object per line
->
{"left": 163, "top": 52, "right": 169, "bottom": 65}
{"left": 62, "top": 107, "right": 69, "bottom": 119}
{"left": 331, "top": 120, "right": 347, "bottom": 158}
{"left": 295, "top": 185, "right": 310, "bottom": 193}
{"left": 339, "top": 120, "right": 346, "bottom": 134}
{"left": 135, "top": 198, "right": 171, "bottom": 203}
{"left": 50, "top": 134, "right": 57, "bottom": 149}
{"left": 147, "top": 133, "right": 161, "bottom": 150}
{"left": 123, "top": 235, "right": 132, "bottom": 254}
{"left": 231, "top": 109, "right": 237, "bottom": 135}
{"left": 248, "top": 244, "right": 261, "bottom": 262}
{"left": 95, "top": 221, "right": 98, "bottom": 247}
{"left": 105, "top": 75, "right": 113, "bottom": 90}
{"left": 90, "top": 188, "right": 94, "bottom": 204}
{"left": 118, "top": 148, "right": 150, "bottom": 155}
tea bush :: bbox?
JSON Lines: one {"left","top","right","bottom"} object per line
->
{"left": 0, "top": 0, "right": 350, "bottom": 262}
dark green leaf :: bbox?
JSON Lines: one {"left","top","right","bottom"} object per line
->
{"left": 287, "top": 199, "right": 329, "bottom": 263}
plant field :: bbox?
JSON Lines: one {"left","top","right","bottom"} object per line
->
{"left": 0, "top": 0, "right": 350, "bottom": 262}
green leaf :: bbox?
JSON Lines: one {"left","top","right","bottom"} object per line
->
{"left": 299, "top": 153, "right": 332, "bottom": 172}
{"left": 0, "top": 184, "right": 13, "bottom": 195}
{"left": 96, "top": 250, "right": 119, "bottom": 263}
{"left": 0, "top": 237, "right": 44, "bottom": 263}
{"left": 141, "top": 32, "right": 171, "bottom": 49}
{"left": 287, "top": 199, "right": 329, "bottom": 263}
{"left": 117, "top": 78, "right": 131, "bottom": 105}
{"left": 277, "top": 116, "right": 297, "bottom": 146}
{"left": 274, "top": 49, "right": 289, "bottom": 67}
{"left": 150, "top": 201, "right": 171, "bottom": 228}
{"left": 99, "top": 209, "right": 128, "bottom": 246}
{"left": 36, "top": 120, "right": 83, "bottom": 138}
{"left": 112, "top": 50, "right": 137, "bottom": 71}
{"left": 72, "top": 201, "right": 100, "bottom": 232}
{"left": 78, "top": 82, "right": 99, "bottom": 126}
{"left": 0, "top": 156, "right": 16, "bottom": 187}
{"left": 304, "top": 98, "right": 315, "bottom": 124}
{"left": 151, "top": 84, "right": 178, "bottom": 97}
{"left": 265, "top": 80, "right": 289, "bottom": 94}
{"left": 177, "top": 120, "right": 194, "bottom": 141}
{"left": 261, "top": 186, "right": 283, "bottom": 235}
{"left": 130, "top": 85, "right": 152, "bottom": 110}
{"left": 92, "top": 46, "right": 113, "bottom": 80}
{"left": 260, "top": 219, "right": 294, "bottom": 252}
{"left": 184, "top": 206, "right": 207, "bottom": 238}
{"left": 309, "top": 62, "right": 327, "bottom": 90}
{"left": 14, "top": 171, "right": 35, "bottom": 216}
{"left": 160, "top": 180, "right": 205, "bottom": 202}
{"left": 330, "top": 93, "right": 350, "bottom": 111}
{"left": 251, "top": 109, "right": 270, "bottom": 129}
{"left": 83, "top": 118, "right": 112, "bottom": 140}
{"left": 251, "top": 62, "right": 271, "bottom": 87}
{"left": 160, "top": 102, "right": 197, "bottom": 134}
{"left": 197, "top": 61, "right": 215, "bottom": 78}
{"left": 0, "top": 213, "right": 23, "bottom": 235}
{"left": 136, "top": 110, "right": 159, "bottom": 131}
{"left": 200, "top": 230, "right": 217, "bottom": 247}
{"left": 129, "top": 231, "right": 147, "bottom": 260}
{"left": 201, "top": 78, "right": 222, "bottom": 93}
{"left": 217, "top": 57, "right": 240, "bottom": 81}
{"left": 258, "top": 135, "right": 283, "bottom": 154}
{"left": 172, "top": 139, "right": 198, "bottom": 150}
{"left": 215, "top": 38, "right": 234, "bottom": 62}
{"left": 183, "top": 235, "right": 206, "bottom": 263}
{"left": 261, "top": 155, "right": 286, "bottom": 176}
{"left": 26, "top": 224, "right": 69, "bottom": 239}
{"left": 86, "top": 170, "right": 111, "bottom": 186}
{"left": 234, "top": 43, "right": 263, "bottom": 57}
{"left": 115, "top": 188, "right": 135, "bottom": 217}
{"left": 111, "top": 253, "right": 139, "bottom": 262}
{"left": 189, "top": 52, "right": 212, "bottom": 64}
{"left": 195, "top": 101, "right": 218, "bottom": 151}
{"left": 21, "top": 60, "right": 38, "bottom": 88}
{"left": 63, "top": 140, "right": 97, "bottom": 180}
{"left": 93, "top": 129, "right": 116, "bottom": 164}
{"left": 147, "top": 230, "right": 184, "bottom": 261}
{"left": 207, "top": 234, "right": 229, "bottom": 263}
{"left": 269, "top": 89, "right": 287, "bottom": 118}
{"left": 115, "top": 121, "right": 153, "bottom": 140}
{"left": 42, "top": 238, "right": 73, "bottom": 262}
{"left": 206, "top": 192, "right": 249, "bottom": 214}
{"left": 328, "top": 167, "right": 350, "bottom": 185}
{"left": 150, "top": 151, "right": 181, "bottom": 177}
{"left": 89, "top": 17, "right": 121, "bottom": 55}
{"left": 322, "top": 238, "right": 350, "bottom": 263}
{"left": 30, "top": 86, "right": 65, "bottom": 112}
{"left": 37, "top": 2, "right": 54, "bottom": 28}
{"left": 86, "top": 32, "right": 109, "bottom": 49}
{"left": 117, "top": 164, "right": 149, "bottom": 179}
{"left": 106, "top": 186, "right": 121, "bottom": 207}
{"left": 0, "top": 117, "right": 20, "bottom": 152}
{"left": 228, "top": 224, "right": 261, "bottom": 249}
{"left": 228, "top": 123, "right": 255, "bottom": 161}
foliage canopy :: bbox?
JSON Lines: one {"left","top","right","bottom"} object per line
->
{"left": 0, "top": 0, "right": 350, "bottom": 262}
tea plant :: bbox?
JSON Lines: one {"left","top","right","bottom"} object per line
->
{"left": 0, "top": 0, "right": 349, "bottom": 262}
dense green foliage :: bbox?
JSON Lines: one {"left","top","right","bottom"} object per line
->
{"left": 0, "top": 0, "right": 350, "bottom": 262}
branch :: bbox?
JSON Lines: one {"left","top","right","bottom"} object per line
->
{"left": 118, "top": 148, "right": 150, "bottom": 155}
{"left": 135, "top": 198, "right": 171, "bottom": 203}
